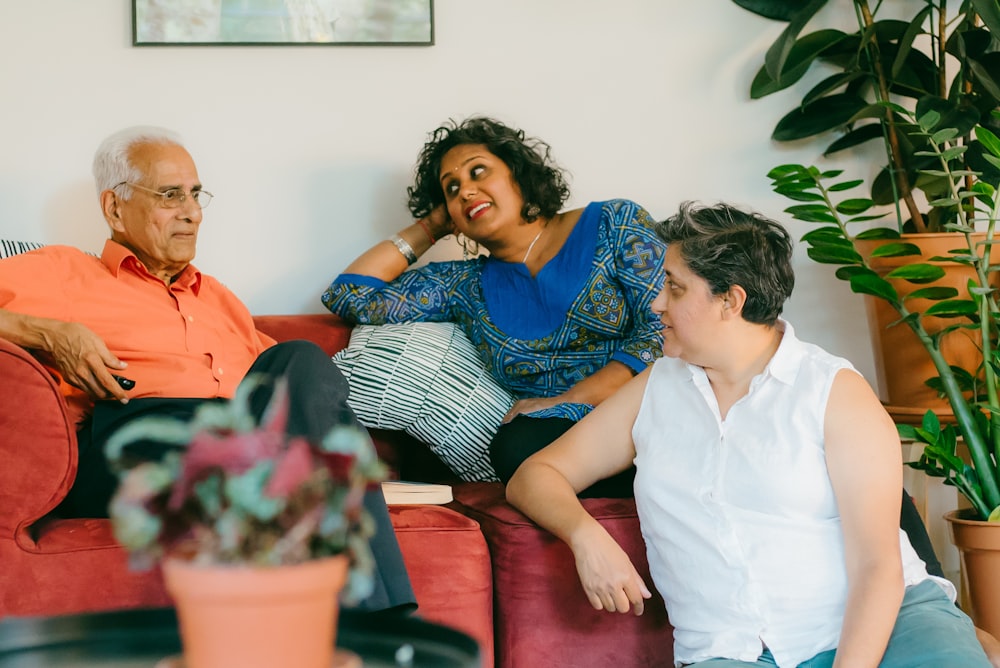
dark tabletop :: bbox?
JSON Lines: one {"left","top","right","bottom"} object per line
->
{"left": 0, "top": 607, "right": 480, "bottom": 667}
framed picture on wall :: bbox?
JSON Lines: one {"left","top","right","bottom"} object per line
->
{"left": 132, "top": 0, "right": 434, "bottom": 46}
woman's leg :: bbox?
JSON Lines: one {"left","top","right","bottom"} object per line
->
{"left": 489, "top": 414, "right": 635, "bottom": 498}
{"left": 879, "top": 579, "right": 991, "bottom": 667}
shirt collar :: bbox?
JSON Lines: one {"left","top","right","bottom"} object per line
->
{"left": 760, "top": 319, "right": 801, "bottom": 386}
{"left": 100, "top": 239, "right": 202, "bottom": 292}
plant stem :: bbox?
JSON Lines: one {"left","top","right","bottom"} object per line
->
{"left": 856, "top": 0, "right": 927, "bottom": 232}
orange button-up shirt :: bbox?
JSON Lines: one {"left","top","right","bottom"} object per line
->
{"left": 0, "top": 240, "right": 275, "bottom": 427}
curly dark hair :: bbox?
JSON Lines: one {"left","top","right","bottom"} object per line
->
{"left": 406, "top": 117, "right": 570, "bottom": 221}
{"left": 655, "top": 202, "right": 795, "bottom": 326}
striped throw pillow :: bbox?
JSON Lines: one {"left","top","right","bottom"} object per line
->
{"left": 0, "top": 240, "right": 46, "bottom": 259}
{"left": 332, "top": 322, "right": 512, "bottom": 482}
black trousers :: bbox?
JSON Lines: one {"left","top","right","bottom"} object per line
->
{"left": 489, "top": 415, "right": 636, "bottom": 498}
{"left": 61, "top": 340, "right": 416, "bottom": 614}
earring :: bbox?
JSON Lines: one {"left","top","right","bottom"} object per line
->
{"left": 525, "top": 203, "right": 541, "bottom": 219}
{"left": 457, "top": 233, "right": 480, "bottom": 260}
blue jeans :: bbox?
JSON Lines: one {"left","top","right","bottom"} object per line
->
{"left": 688, "top": 580, "right": 990, "bottom": 667}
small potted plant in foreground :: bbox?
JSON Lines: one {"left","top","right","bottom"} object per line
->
{"left": 768, "top": 109, "right": 1000, "bottom": 636}
{"left": 104, "top": 376, "right": 386, "bottom": 668}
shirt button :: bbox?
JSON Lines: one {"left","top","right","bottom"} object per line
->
{"left": 187, "top": 315, "right": 194, "bottom": 322}
{"left": 218, "top": 368, "right": 224, "bottom": 375}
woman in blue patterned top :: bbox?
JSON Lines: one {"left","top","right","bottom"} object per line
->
{"left": 323, "top": 117, "right": 665, "bottom": 496}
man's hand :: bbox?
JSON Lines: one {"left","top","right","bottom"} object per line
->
{"left": 571, "top": 522, "right": 652, "bottom": 616}
{"left": 41, "top": 320, "right": 130, "bottom": 402}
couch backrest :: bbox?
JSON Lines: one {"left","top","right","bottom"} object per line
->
{"left": 252, "top": 314, "right": 353, "bottom": 356}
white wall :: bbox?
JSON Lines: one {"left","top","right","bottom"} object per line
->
{"left": 0, "top": 0, "right": 877, "bottom": 385}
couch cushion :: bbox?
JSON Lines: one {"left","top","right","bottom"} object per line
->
{"left": 451, "top": 483, "right": 674, "bottom": 668}
{"left": 333, "top": 323, "right": 512, "bottom": 483}
{"left": 389, "top": 504, "right": 493, "bottom": 664}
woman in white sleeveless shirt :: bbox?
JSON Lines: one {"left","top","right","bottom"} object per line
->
{"left": 507, "top": 202, "right": 995, "bottom": 667}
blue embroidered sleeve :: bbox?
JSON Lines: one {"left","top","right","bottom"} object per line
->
{"left": 606, "top": 200, "right": 666, "bottom": 373}
{"left": 321, "top": 260, "right": 483, "bottom": 325}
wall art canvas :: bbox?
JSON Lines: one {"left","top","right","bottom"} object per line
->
{"left": 133, "top": 0, "right": 434, "bottom": 46}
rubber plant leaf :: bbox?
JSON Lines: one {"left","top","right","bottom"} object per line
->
{"left": 764, "top": 0, "right": 829, "bottom": 82}
{"left": 970, "top": 0, "right": 1000, "bottom": 44}
{"left": 825, "top": 124, "right": 885, "bottom": 155}
{"left": 773, "top": 93, "right": 869, "bottom": 141}
{"left": 731, "top": 0, "right": 803, "bottom": 21}
{"left": 891, "top": 6, "right": 933, "bottom": 79}
{"left": 751, "top": 29, "right": 848, "bottom": 98}
{"left": 970, "top": 53, "right": 1000, "bottom": 103}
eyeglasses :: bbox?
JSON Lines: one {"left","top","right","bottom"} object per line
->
{"left": 114, "top": 181, "right": 213, "bottom": 209}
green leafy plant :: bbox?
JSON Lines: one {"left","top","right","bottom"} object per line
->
{"left": 732, "top": 0, "right": 1000, "bottom": 233}
{"left": 104, "top": 376, "right": 387, "bottom": 602}
{"left": 768, "top": 109, "right": 1000, "bottom": 521}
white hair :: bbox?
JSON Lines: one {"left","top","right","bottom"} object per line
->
{"left": 92, "top": 125, "right": 184, "bottom": 199}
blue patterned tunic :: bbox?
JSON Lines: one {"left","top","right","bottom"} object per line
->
{"left": 322, "top": 199, "right": 666, "bottom": 422}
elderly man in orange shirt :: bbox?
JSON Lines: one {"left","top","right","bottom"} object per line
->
{"left": 0, "top": 125, "right": 415, "bottom": 613}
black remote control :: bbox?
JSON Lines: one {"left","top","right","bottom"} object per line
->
{"left": 112, "top": 375, "right": 136, "bottom": 390}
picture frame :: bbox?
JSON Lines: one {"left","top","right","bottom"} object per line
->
{"left": 132, "top": 0, "right": 434, "bottom": 46}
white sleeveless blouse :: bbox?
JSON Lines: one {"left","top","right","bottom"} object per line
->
{"left": 631, "top": 321, "right": 954, "bottom": 668}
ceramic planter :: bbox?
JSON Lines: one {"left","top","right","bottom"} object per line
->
{"left": 946, "top": 509, "right": 1000, "bottom": 639}
{"left": 855, "top": 233, "right": 1000, "bottom": 424}
{"left": 163, "top": 554, "right": 349, "bottom": 668}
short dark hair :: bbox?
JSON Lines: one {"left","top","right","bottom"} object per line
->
{"left": 655, "top": 202, "right": 794, "bottom": 325}
{"left": 406, "top": 117, "right": 570, "bottom": 221}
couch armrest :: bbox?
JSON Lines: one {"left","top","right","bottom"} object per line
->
{"left": 252, "top": 314, "right": 353, "bottom": 357}
{"left": 0, "top": 339, "right": 77, "bottom": 537}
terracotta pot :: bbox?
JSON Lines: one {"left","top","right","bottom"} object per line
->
{"left": 855, "top": 233, "right": 999, "bottom": 423}
{"left": 163, "top": 555, "right": 349, "bottom": 668}
{"left": 945, "top": 509, "right": 1000, "bottom": 639}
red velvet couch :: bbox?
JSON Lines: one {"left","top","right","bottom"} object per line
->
{"left": 0, "top": 313, "right": 674, "bottom": 667}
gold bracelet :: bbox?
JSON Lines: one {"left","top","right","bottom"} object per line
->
{"left": 390, "top": 234, "right": 418, "bottom": 265}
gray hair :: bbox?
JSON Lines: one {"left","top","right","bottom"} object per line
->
{"left": 92, "top": 126, "right": 184, "bottom": 199}
{"left": 655, "top": 201, "right": 794, "bottom": 326}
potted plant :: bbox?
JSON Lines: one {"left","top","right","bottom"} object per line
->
{"left": 730, "top": 0, "right": 1000, "bottom": 414}
{"left": 104, "top": 375, "right": 386, "bottom": 668}
{"left": 766, "top": 107, "right": 1000, "bottom": 635}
